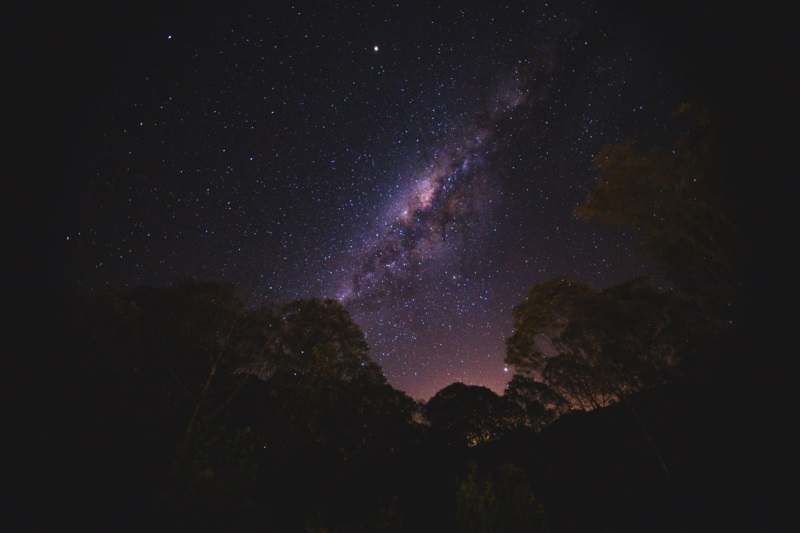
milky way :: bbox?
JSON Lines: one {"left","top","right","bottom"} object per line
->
{"left": 339, "top": 82, "right": 526, "bottom": 306}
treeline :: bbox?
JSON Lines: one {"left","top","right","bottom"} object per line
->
{"left": 16, "top": 282, "right": 559, "bottom": 531}
{"left": 11, "top": 270, "right": 765, "bottom": 532}
{"left": 11, "top": 102, "right": 767, "bottom": 531}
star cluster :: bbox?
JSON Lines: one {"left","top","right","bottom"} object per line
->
{"left": 47, "top": 1, "right": 688, "bottom": 399}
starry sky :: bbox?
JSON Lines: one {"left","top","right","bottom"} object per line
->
{"left": 22, "top": 0, "right": 761, "bottom": 400}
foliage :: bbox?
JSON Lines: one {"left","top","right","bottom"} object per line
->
{"left": 455, "top": 462, "right": 548, "bottom": 533}
{"left": 506, "top": 104, "right": 739, "bottom": 409}
{"left": 83, "top": 281, "right": 269, "bottom": 425}
{"left": 80, "top": 283, "right": 421, "bottom": 515}
{"left": 177, "top": 425, "right": 259, "bottom": 510}
{"left": 425, "top": 383, "right": 520, "bottom": 446}
{"left": 576, "top": 101, "right": 740, "bottom": 328}
{"left": 251, "top": 298, "right": 376, "bottom": 381}
{"left": 506, "top": 277, "right": 685, "bottom": 409}
{"left": 236, "top": 298, "right": 421, "bottom": 464}
{"left": 504, "top": 375, "right": 568, "bottom": 431}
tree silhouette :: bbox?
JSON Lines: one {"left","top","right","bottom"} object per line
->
{"left": 80, "top": 284, "right": 422, "bottom": 523}
{"left": 507, "top": 103, "right": 740, "bottom": 411}
{"left": 576, "top": 102, "right": 740, "bottom": 332}
{"left": 243, "top": 298, "right": 419, "bottom": 460}
{"left": 425, "top": 382, "right": 518, "bottom": 446}
{"left": 504, "top": 374, "right": 568, "bottom": 431}
{"left": 455, "top": 462, "right": 548, "bottom": 532}
{"left": 506, "top": 277, "right": 689, "bottom": 410}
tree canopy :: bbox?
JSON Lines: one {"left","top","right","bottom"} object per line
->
{"left": 576, "top": 102, "right": 740, "bottom": 326}
{"left": 506, "top": 103, "right": 740, "bottom": 410}
{"left": 425, "top": 382, "right": 520, "bottom": 446}
{"left": 506, "top": 277, "right": 685, "bottom": 409}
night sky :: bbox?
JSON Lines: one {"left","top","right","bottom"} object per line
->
{"left": 20, "top": 1, "right": 790, "bottom": 400}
